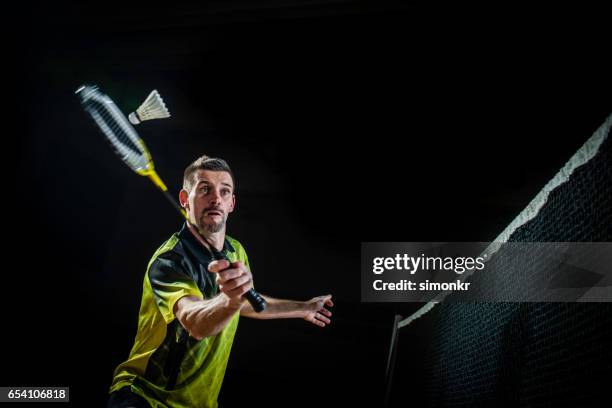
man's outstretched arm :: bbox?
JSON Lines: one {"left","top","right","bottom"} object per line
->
{"left": 173, "top": 259, "right": 253, "bottom": 340}
{"left": 240, "top": 294, "right": 334, "bottom": 327}
{"left": 174, "top": 294, "right": 242, "bottom": 340}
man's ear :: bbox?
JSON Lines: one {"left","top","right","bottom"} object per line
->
{"left": 228, "top": 194, "right": 236, "bottom": 214}
{"left": 179, "top": 189, "right": 189, "bottom": 210}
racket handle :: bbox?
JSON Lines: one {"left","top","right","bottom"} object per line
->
{"left": 245, "top": 288, "right": 267, "bottom": 313}
{"left": 209, "top": 244, "right": 266, "bottom": 313}
{"left": 188, "top": 221, "right": 266, "bottom": 313}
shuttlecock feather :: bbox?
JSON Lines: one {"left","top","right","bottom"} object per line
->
{"left": 128, "top": 90, "right": 171, "bottom": 125}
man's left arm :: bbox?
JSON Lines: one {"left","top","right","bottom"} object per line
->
{"left": 240, "top": 294, "right": 333, "bottom": 327}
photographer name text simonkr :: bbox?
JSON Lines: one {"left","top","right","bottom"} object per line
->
{"left": 372, "top": 253, "right": 486, "bottom": 292}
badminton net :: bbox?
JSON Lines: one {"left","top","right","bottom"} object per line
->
{"left": 390, "top": 113, "right": 611, "bottom": 407}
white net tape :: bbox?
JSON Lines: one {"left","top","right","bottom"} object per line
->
{"left": 398, "top": 113, "right": 612, "bottom": 329}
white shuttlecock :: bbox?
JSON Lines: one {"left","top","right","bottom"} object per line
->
{"left": 128, "top": 90, "right": 171, "bottom": 125}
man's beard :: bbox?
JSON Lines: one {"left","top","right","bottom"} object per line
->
{"left": 199, "top": 213, "right": 225, "bottom": 233}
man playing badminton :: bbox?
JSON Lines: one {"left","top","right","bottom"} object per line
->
{"left": 108, "top": 155, "right": 333, "bottom": 408}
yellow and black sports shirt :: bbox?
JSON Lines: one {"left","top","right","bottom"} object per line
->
{"left": 110, "top": 222, "right": 250, "bottom": 408}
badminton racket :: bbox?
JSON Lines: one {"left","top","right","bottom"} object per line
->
{"left": 75, "top": 84, "right": 267, "bottom": 313}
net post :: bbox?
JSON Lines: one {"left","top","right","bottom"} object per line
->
{"left": 384, "top": 314, "right": 402, "bottom": 408}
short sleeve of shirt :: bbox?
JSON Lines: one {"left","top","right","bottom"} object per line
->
{"left": 226, "top": 237, "right": 249, "bottom": 268}
{"left": 148, "top": 252, "right": 203, "bottom": 324}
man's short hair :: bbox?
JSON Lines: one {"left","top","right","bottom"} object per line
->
{"left": 183, "top": 155, "right": 236, "bottom": 192}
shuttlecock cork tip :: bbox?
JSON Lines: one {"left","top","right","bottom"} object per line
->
{"left": 128, "top": 112, "right": 141, "bottom": 125}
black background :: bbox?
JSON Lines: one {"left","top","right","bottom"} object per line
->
{"left": 3, "top": 2, "right": 611, "bottom": 407}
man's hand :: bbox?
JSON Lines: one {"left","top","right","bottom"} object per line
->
{"left": 303, "top": 295, "right": 334, "bottom": 327}
{"left": 208, "top": 259, "right": 254, "bottom": 307}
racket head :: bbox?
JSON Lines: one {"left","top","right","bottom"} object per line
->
{"left": 76, "top": 84, "right": 155, "bottom": 176}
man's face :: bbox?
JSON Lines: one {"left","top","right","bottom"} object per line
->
{"left": 180, "top": 170, "right": 235, "bottom": 234}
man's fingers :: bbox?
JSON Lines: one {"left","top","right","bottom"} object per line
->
{"left": 320, "top": 308, "right": 332, "bottom": 317}
{"left": 310, "top": 317, "right": 326, "bottom": 328}
{"left": 219, "top": 274, "right": 252, "bottom": 292}
{"left": 215, "top": 267, "right": 246, "bottom": 284}
{"left": 208, "top": 259, "right": 230, "bottom": 273}
{"left": 305, "top": 295, "right": 333, "bottom": 327}
{"left": 315, "top": 312, "right": 331, "bottom": 325}
{"left": 212, "top": 260, "right": 254, "bottom": 301}
{"left": 315, "top": 295, "right": 333, "bottom": 307}
{"left": 224, "top": 281, "right": 253, "bottom": 299}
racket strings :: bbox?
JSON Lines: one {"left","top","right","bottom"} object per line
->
{"left": 85, "top": 95, "right": 151, "bottom": 173}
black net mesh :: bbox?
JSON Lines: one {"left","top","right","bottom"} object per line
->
{"left": 394, "top": 124, "right": 612, "bottom": 407}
